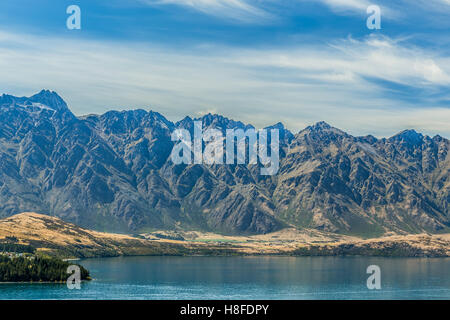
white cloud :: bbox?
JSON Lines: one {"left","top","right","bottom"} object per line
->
{"left": 139, "top": 0, "right": 272, "bottom": 22}
{"left": 0, "top": 31, "right": 448, "bottom": 138}
{"left": 311, "top": 0, "right": 398, "bottom": 19}
{"left": 321, "top": 0, "right": 371, "bottom": 11}
{"left": 414, "top": 59, "right": 450, "bottom": 84}
{"left": 309, "top": 0, "right": 450, "bottom": 20}
{"left": 231, "top": 35, "right": 450, "bottom": 87}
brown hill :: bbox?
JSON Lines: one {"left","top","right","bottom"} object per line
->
{"left": 0, "top": 212, "right": 190, "bottom": 258}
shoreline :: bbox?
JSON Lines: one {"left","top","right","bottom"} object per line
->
{"left": 76, "top": 253, "right": 450, "bottom": 260}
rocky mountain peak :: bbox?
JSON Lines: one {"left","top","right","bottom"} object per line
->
{"left": 0, "top": 90, "right": 69, "bottom": 112}
{"left": 265, "top": 122, "right": 285, "bottom": 130}
{"left": 197, "top": 113, "right": 250, "bottom": 130}
{"left": 175, "top": 116, "right": 194, "bottom": 129}
{"left": 309, "top": 121, "right": 333, "bottom": 130}
{"left": 298, "top": 121, "right": 348, "bottom": 141}
{"left": 389, "top": 129, "right": 424, "bottom": 145}
{"left": 265, "top": 122, "right": 294, "bottom": 143}
{"left": 29, "top": 90, "right": 69, "bottom": 111}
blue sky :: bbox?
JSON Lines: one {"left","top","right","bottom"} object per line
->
{"left": 0, "top": 0, "right": 449, "bottom": 137}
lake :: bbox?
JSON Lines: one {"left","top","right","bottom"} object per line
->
{"left": 1, "top": 256, "right": 450, "bottom": 299}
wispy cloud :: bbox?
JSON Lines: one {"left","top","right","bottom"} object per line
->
{"left": 310, "top": 0, "right": 450, "bottom": 21}
{"left": 320, "top": 0, "right": 371, "bottom": 11}
{"left": 310, "top": 0, "right": 396, "bottom": 18}
{"left": 232, "top": 35, "right": 450, "bottom": 88}
{"left": 0, "top": 31, "right": 448, "bottom": 137}
{"left": 139, "top": 0, "right": 272, "bottom": 22}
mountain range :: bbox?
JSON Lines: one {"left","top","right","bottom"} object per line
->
{"left": 0, "top": 90, "right": 448, "bottom": 237}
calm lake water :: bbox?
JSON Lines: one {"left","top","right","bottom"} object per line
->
{"left": 1, "top": 256, "right": 450, "bottom": 299}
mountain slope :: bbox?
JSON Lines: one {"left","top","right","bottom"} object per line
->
{"left": 0, "top": 91, "right": 448, "bottom": 236}
{"left": 274, "top": 122, "right": 450, "bottom": 236}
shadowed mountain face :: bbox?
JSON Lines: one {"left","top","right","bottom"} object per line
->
{"left": 0, "top": 91, "right": 448, "bottom": 236}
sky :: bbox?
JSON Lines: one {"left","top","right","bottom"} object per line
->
{"left": 0, "top": 0, "right": 449, "bottom": 137}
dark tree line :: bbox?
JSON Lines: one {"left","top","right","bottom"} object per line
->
{"left": 0, "top": 242, "right": 35, "bottom": 254}
{"left": 0, "top": 255, "right": 90, "bottom": 282}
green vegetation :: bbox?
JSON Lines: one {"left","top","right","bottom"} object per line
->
{"left": 191, "top": 238, "right": 243, "bottom": 243}
{"left": 290, "top": 241, "right": 445, "bottom": 257}
{"left": 0, "top": 255, "right": 90, "bottom": 282}
{"left": 278, "top": 208, "right": 314, "bottom": 229}
{"left": 0, "top": 242, "right": 35, "bottom": 254}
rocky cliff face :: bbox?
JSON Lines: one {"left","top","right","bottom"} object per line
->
{"left": 0, "top": 91, "right": 448, "bottom": 236}
{"left": 275, "top": 122, "right": 449, "bottom": 236}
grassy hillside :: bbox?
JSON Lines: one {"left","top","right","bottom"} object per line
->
{"left": 1, "top": 212, "right": 449, "bottom": 258}
{"left": 0, "top": 212, "right": 196, "bottom": 258}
